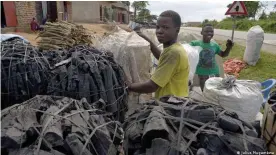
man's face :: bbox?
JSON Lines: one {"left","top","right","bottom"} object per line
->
{"left": 155, "top": 16, "right": 179, "bottom": 43}
{"left": 201, "top": 26, "right": 214, "bottom": 42}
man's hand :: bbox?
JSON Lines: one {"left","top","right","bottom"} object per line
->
{"left": 219, "top": 39, "right": 234, "bottom": 57}
{"left": 134, "top": 26, "right": 150, "bottom": 42}
{"left": 134, "top": 25, "right": 161, "bottom": 60}
{"left": 226, "top": 39, "right": 234, "bottom": 49}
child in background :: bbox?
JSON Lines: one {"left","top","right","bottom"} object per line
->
{"left": 190, "top": 23, "right": 234, "bottom": 91}
{"left": 30, "top": 18, "right": 41, "bottom": 32}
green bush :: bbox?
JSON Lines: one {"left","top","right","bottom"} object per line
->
{"left": 198, "top": 19, "right": 276, "bottom": 33}
{"left": 236, "top": 19, "right": 254, "bottom": 31}
{"left": 216, "top": 19, "right": 276, "bottom": 33}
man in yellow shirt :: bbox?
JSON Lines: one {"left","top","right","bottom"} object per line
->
{"left": 128, "top": 10, "right": 190, "bottom": 99}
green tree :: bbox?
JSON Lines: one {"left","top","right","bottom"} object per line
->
{"left": 137, "top": 8, "right": 151, "bottom": 22}
{"left": 131, "top": 1, "right": 149, "bottom": 20}
{"left": 268, "top": 11, "right": 276, "bottom": 20}
{"left": 149, "top": 15, "right": 158, "bottom": 22}
{"left": 212, "top": 20, "right": 218, "bottom": 27}
{"left": 201, "top": 19, "right": 218, "bottom": 27}
{"left": 202, "top": 19, "right": 209, "bottom": 25}
{"left": 259, "top": 10, "right": 267, "bottom": 20}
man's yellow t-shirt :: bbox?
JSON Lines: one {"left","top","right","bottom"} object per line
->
{"left": 151, "top": 43, "right": 189, "bottom": 99}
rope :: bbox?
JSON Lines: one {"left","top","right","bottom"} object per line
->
{"left": 1, "top": 96, "right": 124, "bottom": 155}
{"left": 218, "top": 75, "right": 237, "bottom": 89}
{"left": 177, "top": 99, "right": 189, "bottom": 153}
{"left": 124, "top": 98, "right": 265, "bottom": 154}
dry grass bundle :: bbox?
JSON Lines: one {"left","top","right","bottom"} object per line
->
{"left": 37, "top": 21, "right": 93, "bottom": 50}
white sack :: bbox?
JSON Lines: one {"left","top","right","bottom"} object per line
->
{"left": 243, "top": 25, "right": 264, "bottom": 66}
{"left": 203, "top": 76, "right": 263, "bottom": 122}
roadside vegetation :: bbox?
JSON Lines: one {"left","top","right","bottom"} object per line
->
{"left": 217, "top": 40, "right": 276, "bottom": 82}
{"left": 199, "top": 2, "right": 276, "bottom": 33}
{"left": 205, "top": 18, "right": 276, "bottom": 34}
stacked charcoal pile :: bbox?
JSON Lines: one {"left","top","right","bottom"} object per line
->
{"left": 1, "top": 37, "right": 128, "bottom": 121}
{"left": 42, "top": 49, "right": 64, "bottom": 67}
{"left": 37, "top": 21, "right": 93, "bottom": 50}
{"left": 123, "top": 96, "right": 267, "bottom": 155}
{"left": 1, "top": 38, "right": 50, "bottom": 109}
{"left": 47, "top": 45, "right": 128, "bottom": 122}
{"left": 1, "top": 95, "right": 124, "bottom": 155}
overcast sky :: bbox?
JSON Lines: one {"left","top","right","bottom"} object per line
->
{"left": 130, "top": 1, "right": 276, "bottom": 22}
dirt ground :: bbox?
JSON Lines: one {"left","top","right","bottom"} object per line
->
{"left": 2, "top": 23, "right": 131, "bottom": 46}
{"left": 79, "top": 23, "right": 116, "bottom": 36}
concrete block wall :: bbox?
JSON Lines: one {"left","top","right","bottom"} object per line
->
{"left": 15, "top": 1, "right": 37, "bottom": 32}
{"left": 14, "top": 1, "right": 43, "bottom": 32}
{"left": 72, "top": 1, "right": 100, "bottom": 23}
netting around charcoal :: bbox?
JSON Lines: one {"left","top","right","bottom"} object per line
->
{"left": 123, "top": 96, "right": 267, "bottom": 155}
{"left": 1, "top": 38, "right": 51, "bottom": 109}
{"left": 46, "top": 45, "right": 128, "bottom": 123}
{"left": 1, "top": 95, "right": 124, "bottom": 155}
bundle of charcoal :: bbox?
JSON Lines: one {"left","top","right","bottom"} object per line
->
{"left": 1, "top": 95, "right": 124, "bottom": 155}
{"left": 1, "top": 38, "right": 51, "bottom": 109}
{"left": 123, "top": 96, "right": 267, "bottom": 155}
{"left": 47, "top": 45, "right": 128, "bottom": 122}
{"left": 37, "top": 21, "right": 93, "bottom": 50}
{"left": 42, "top": 49, "right": 66, "bottom": 68}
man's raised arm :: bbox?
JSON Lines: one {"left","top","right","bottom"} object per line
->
{"left": 135, "top": 28, "right": 161, "bottom": 59}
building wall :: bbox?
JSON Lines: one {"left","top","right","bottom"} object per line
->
{"left": 2, "top": 1, "right": 17, "bottom": 27}
{"left": 35, "top": 1, "right": 43, "bottom": 24}
{"left": 56, "top": 1, "right": 64, "bottom": 21}
{"left": 122, "top": 10, "right": 129, "bottom": 23}
{"left": 53, "top": 1, "right": 72, "bottom": 22}
{"left": 100, "top": 1, "right": 112, "bottom": 8}
{"left": 100, "top": 2, "right": 113, "bottom": 21}
{"left": 15, "top": 1, "right": 37, "bottom": 31}
{"left": 67, "top": 2, "right": 72, "bottom": 22}
{"left": 72, "top": 1, "right": 100, "bottom": 23}
{"left": 2, "top": 1, "right": 43, "bottom": 31}
{"left": 71, "top": 1, "right": 129, "bottom": 23}
{"left": 114, "top": 8, "right": 129, "bottom": 23}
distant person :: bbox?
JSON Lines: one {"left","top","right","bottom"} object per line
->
{"left": 42, "top": 14, "right": 50, "bottom": 25}
{"left": 30, "top": 18, "right": 40, "bottom": 32}
{"left": 128, "top": 10, "right": 190, "bottom": 99}
{"left": 190, "top": 23, "right": 234, "bottom": 91}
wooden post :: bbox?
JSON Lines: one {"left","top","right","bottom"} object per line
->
{"left": 231, "top": 15, "right": 236, "bottom": 42}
